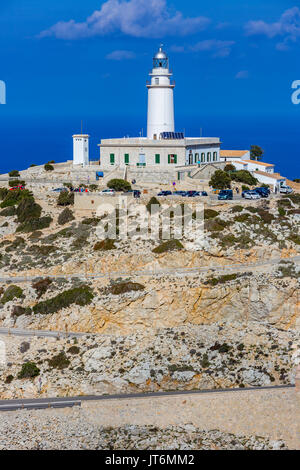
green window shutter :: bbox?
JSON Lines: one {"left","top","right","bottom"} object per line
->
{"left": 174, "top": 155, "right": 177, "bottom": 164}
{"left": 155, "top": 154, "right": 160, "bottom": 164}
{"left": 110, "top": 154, "right": 115, "bottom": 164}
{"left": 124, "top": 154, "right": 129, "bottom": 164}
{"left": 168, "top": 155, "right": 171, "bottom": 164}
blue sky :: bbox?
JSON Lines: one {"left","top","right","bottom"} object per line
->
{"left": 1, "top": 0, "right": 300, "bottom": 120}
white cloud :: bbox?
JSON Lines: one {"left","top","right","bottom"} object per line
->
{"left": 39, "top": 0, "right": 210, "bottom": 39}
{"left": 191, "top": 39, "right": 235, "bottom": 58}
{"left": 245, "top": 7, "right": 300, "bottom": 50}
{"left": 235, "top": 70, "right": 249, "bottom": 79}
{"left": 106, "top": 49, "right": 136, "bottom": 60}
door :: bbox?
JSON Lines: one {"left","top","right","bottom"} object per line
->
{"left": 138, "top": 154, "right": 146, "bottom": 167}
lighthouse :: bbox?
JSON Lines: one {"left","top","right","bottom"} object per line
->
{"left": 147, "top": 45, "right": 175, "bottom": 140}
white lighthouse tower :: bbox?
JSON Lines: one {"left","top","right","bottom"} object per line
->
{"left": 73, "top": 134, "right": 90, "bottom": 166}
{"left": 147, "top": 45, "right": 175, "bottom": 140}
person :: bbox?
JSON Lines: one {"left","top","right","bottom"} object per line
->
{"left": 275, "top": 186, "right": 278, "bottom": 194}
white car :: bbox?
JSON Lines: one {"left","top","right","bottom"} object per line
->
{"left": 99, "top": 189, "right": 116, "bottom": 196}
{"left": 244, "top": 191, "right": 261, "bottom": 200}
{"left": 279, "top": 185, "right": 293, "bottom": 194}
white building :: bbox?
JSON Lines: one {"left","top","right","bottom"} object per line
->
{"left": 99, "top": 46, "right": 220, "bottom": 171}
{"left": 73, "top": 134, "right": 90, "bottom": 166}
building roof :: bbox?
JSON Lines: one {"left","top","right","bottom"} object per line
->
{"left": 220, "top": 150, "right": 249, "bottom": 157}
{"left": 254, "top": 170, "right": 285, "bottom": 180}
{"left": 244, "top": 160, "right": 274, "bottom": 167}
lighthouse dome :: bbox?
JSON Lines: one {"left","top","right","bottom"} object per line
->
{"left": 154, "top": 46, "right": 167, "bottom": 60}
{"left": 153, "top": 45, "right": 169, "bottom": 69}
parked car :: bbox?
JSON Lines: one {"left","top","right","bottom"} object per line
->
{"left": 100, "top": 189, "right": 115, "bottom": 196}
{"left": 172, "top": 191, "right": 187, "bottom": 196}
{"left": 9, "top": 185, "right": 25, "bottom": 191}
{"left": 51, "top": 187, "right": 68, "bottom": 192}
{"left": 242, "top": 190, "right": 250, "bottom": 198}
{"left": 244, "top": 190, "right": 261, "bottom": 200}
{"left": 279, "top": 185, "right": 293, "bottom": 194}
{"left": 254, "top": 187, "right": 269, "bottom": 198}
{"left": 218, "top": 190, "right": 233, "bottom": 200}
{"left": 157, "top": 191, "right": 172, "bottom": 197}
{"left": 186, "top": 191, "right": 200, "bottom": 197}
{"left": 200, "top": 191, "right": 208, "bottom": 197}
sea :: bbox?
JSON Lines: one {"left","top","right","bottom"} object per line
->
{"left": 0, "top": 115, "right": 299, "bottom": 180}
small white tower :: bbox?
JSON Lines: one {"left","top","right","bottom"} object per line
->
{"left": 73, "top": 134, "right": 90, "bottom": 166}
{"left": 147, "top": 45, "right": 175, "bottom": 140}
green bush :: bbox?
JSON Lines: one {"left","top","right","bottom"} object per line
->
{"left": 5, "top": 375, "right": 14, "bottom": 384}
{"left": 82, "top": 217, "right": 102, "bottom": 226}
{"left": 57, "top": 191, "right": 74, "bottom": 206}
{"left": 8, "top": 180, "right": 25, "bottom": 188}
{"left": 58, "top": 207, "right": 75, "bottom": 225}
{"left": 224, "top": 164, "right": 236, "bottom": 172}
{"left": 16, "top": 216, "right": 53, "bottom": 233}
{"left": 146, "top": 197, "right": 161, "bottom": 213}
{"left": 9, "top": 170, "right": 20, "bottom": 177}
{"left": 94, "top": 239, "right": 116, "bottom": 251}
{"left": 107, "top": 179, "right": 131, "bottom": 192}
{"left": 278, "top": 207, "right": 286, "bottom": 217}
{"left": 234, "top": 214, "right": 250, "bottom": 223}
{"left": 152, "top": 239, "right": 184, "bottom": 254}
{"left": 0, "top": 189, "right": 32, "bottom": 208}
{"left": 205, "top": 218, "right": 228, "bottom": 232}
{"left": 12, "top": 305, "right": 32, "bottom": 317}
{"left": 204, "top": 209, "right": 219, "bottom": 219}
{"left": 257, "top": 209, "right": 274, "bottom": 224}
{"left": 0, "top": 206, "right": 16, "bottom": 217}
{"left": 231, "top": 170, "right": 258, "bottom": 186}
{"left": 27, "top": 245, "right": 56, "bottom": 257}
{"left": 44, "top": 163, "right": 54, "bottom": 172}
{"left": 205, "top": 274, "right": 238, "bottom": 286}
{"left": 68, "top": 346, "right": 80, "bottom": 354}
{"left": 48, "top": 352, "right": 70, "bottom": 370}
{"left": 231, "top": 205, "right": 243, "bottom": 213}
{"left": 33, "top": 285, "right": 94, "bottom": 315}
{"left": 1, "top": 285, "right": 23, "bottom": 304}
{"left": 107, "top": 282, "right": 145, "bottom": 295}
{"left": 209, "top": 170, "right": 231, "bottom": 190}
{"left": 0, "top": 188, "right": 8, "bottom": 200}
{"left": 18, "top": 362, "right": 40, "bottom": 379}
{"left": 16, "top": 197, "right": 42, "bottom": 223}
{"left": 89, "top": 184, "right": 98, "bottom": 192}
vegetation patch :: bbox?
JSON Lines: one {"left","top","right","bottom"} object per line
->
{"left": 57, "top": 191, "right": 74, "bottom": 207}
{"left": 231, "top": 205, "right": 243, "bottom": 213}
{"left": 48, "top": 351, "right": 70, "bottom": 370}
{"left": 107, "top": 179, "right": 131, "bottom": 192}
{"left": 1, "top": 285, "right": 23, "bottom": 304}
{"left": 58, "top": 207, "right": 75, "bottom": 225}
{"left": 68, "top": 346, "right": 80, "bottom": 354}
{"left": 18, "top": 362, "right": 40, "bottom": 379}
{"left": 12, "top": 305, "right": 32, "bottom": 317}
{"left": 152, "top": 239, "right": 184, "bottom": 254}
{"left": 16, "top": 216, "right": 53, "bottom": 233}
{"left": 204, "top": 209, "right": 219, "bottom": 219}
{"left": 0, "top": 206, "right": 16, "bottom": 217}
{"left": 33, "top": 285, "right": 94, "bottom": 315}
{"left": 27, "top": 245, "right": 56, "bottom": 257}
{"left": 44, "top": 163, "right": 54, "bottom": 172}
{"left": 32, "top": 278, "right": 52, "bottom": 298}
{"left": 94, "top": 239, "right": 116, "bottom": 251}
{"left": 107, "top": 281, "right": 145, "bottom": 295}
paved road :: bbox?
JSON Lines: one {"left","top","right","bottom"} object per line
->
{"left": 0, "top": 255, "right": 299, "bottom": 284}
{"left": 0, "top": 327, "right": 87, "bottom": 339}
{"left": 0, "top": 384, "right": 294, "bottom": 412}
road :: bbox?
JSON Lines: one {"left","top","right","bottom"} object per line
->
{"left": 0, "top": 385, "right": 294, "bottom": 412}
{"left": 0, "top": 327, "right": 86, "bottom": 339}
{"left": 0, "top": 255, "right": 299, "bottom": 284}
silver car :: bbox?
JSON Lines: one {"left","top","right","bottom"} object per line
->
{"left": 244, "top": 190, "right": 261, "bottom": 200}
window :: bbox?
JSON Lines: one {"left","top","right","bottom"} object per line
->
{"left": 207, "top": 152, "right": 211, "bottom": 162}
{"left": 168, "top": 154, "right": 177, "bottom": 164}
{"left": 213, "top": 152, "right": 217, "bottom": 161}
{"left": 155, "top": 78, "right": 159, "bottom": 85}
{"left": 110, "top": 154, "right": 115, "bottom": 165}
{"left": 124, "top": 154, "right": 129, "bottom": 165}
{"left": 195, "top": 153, "right": 199, "bottom": 164}
{"left": 201, "top": 153, "right": 205, "bottom": 163}
{"left": 155, "top": 154, "right": 160, "bottom": 164}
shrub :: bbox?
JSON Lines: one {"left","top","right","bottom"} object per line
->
{"left": 44, "top": 164, "right": 54, "bottom": 172}
{"left": 231, "top": 170, "right": 258, "bottom": 186}
{"left": 234, "top": 214, "right": 250, "bottom": 223}
{"left": 107, "top": 282, "right": 145, "bottom": 295}
{"left": 16, "top": 216, "right": 53, "bottom": 233}
{"left": 18, "top": 362, "right": 40, "bottom": 379}
{"left": 5, "top": 375, "right": 14, "bottom": 384}
{"left": 242, "top": 185, "right": 250, "bottom": 191}
{"left": 89, "top": 184, "right": 98, "bottom": 192}
{"left": 257, "top": 209, "right": 274, "bottom": 224}
{"left": 224, "top": 164, "right": 236, "bottom": 172}
{"left": 30, "top": 164, "right": 37, "bottom": 167}
{"left": 48, "top": 352, "right": 70, "bottom": 370}
{"left": 107, "top": 179, "right": 131, "bottom": 192}
{"left": 1, "top": 189, "right": 32, "bottom": 208}
{"left": 57, "top": 191, "right": 74, "bottom": 206}
{"left": 12, "top": 305, "right": 32, "bottom": 317}
{"left": 152, "top": 239, "right": 184, "bottom": 254}
{"left": 32, "top": 278, "right": 52, "bottom": 298}
{"left": 0, "top": 206, "right": 16, "bottom": 217}
{"left": 82, "top": 217, "right": 102, "bottom": 226}
{"left": 94, "top": 239, "right": 116, "bottom": 251}
{"left": 231, "top": 205, "right": 243, "bottom": 213}
{"left": 16, "top": 197, "right": 42, "bottom": 223}
{"left": 48, "top": 160, "right": 55, "bottom": 164}
{"left": 58, "top": 207, "right": 75, "bottom": 225}
{"left": 33, "top": 285, "right": 94, "bottom": 315}
{"left": 8, "top": 179, "right": 26, "bottom": 188}
{"left": 0, "top": 188, "right": 8, "bottom": 200}
{"left": 278, "top": 207, "right": 286, "bottom": 217}
{"left": 1, "top": 285, "right": 23, "bottom": 304}
{"left": 204, "top": 209, "right": 219, "bottom": 219}
{"left": 205, "top": 218, "right": 228, "bottom": 232}
{"left": 9, "top": 170, "right": 20, "bottom": 177}
{"left": 68, "top": 346, "right": 80, "bottom": 354}
{"left": 209, "top": 170, "right": 231, "bottom": 190}
{"left": 146, "top": 197, "right": 161, "bottom": 213}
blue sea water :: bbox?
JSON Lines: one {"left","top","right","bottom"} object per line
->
{"left": 0, "top": 115, "right": 299, "bottom": 180}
